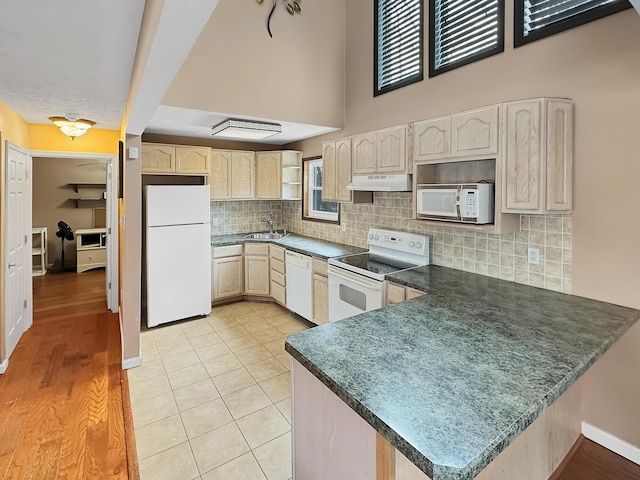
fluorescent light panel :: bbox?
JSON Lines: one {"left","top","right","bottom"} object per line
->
{"left": 211, "top": 119, "right": 282, "bottom": 140}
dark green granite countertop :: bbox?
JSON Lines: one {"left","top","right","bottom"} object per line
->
{"left": 210, "top": 233, "right": 366, "bottom": 259}
{"left": 285, "top": 265, "right": 640, "bottom": 480}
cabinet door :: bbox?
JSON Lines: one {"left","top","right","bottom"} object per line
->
{"left": 376, "top": 126, "right": 406, "bottom": 173}
{"left": 413, "top": 117, "right": 450, "bottom": 162}
{"left": 451, "top": 106, "right": 499, "bottom": 158}
{"left": 503, "top": 100, "right": 542, "bottom": 212}
{"left": 312, "top": 273, "right": 328, "bottom": 325}
{"left": 352, "top": 133, "right": 376, "bottom": 175}
{"left": 213, "top": 256, "right": 243, "bottom": 299}
{"left": 322, "top": 141, "right": 337, "bottom": 201}
{"left": 231, "top": 151, "right": 255, "bottom": 199}
{"left": 546, "top": 101, "right": 573, "bottom": 212}
{"left": 336, "top": 138, "right": 353, "bottom": 202}
{"left": 141, "top": 144, "right": 175, "bottom": 173}
{"left": 256, "top": 152, "right": 282, "bottom": 199}
{"left": 175, "top": 146, "right": 210, "bottom": 174}
{"left": 244, "top": 255, "right": 270, "bottom": 296}
{"left": 210, "top": 150, "right": 231, "bottom": 199}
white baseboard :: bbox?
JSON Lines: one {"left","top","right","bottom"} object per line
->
{"left": 0, "top": 358, "right": 8, "bottom": 374}
{"left": 582, "top": 422, "right": 640, "bottom": 465}
{"left": 122, "top": 356, "right": 142, "bottom": 370}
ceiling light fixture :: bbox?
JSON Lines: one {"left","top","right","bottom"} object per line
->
{"left": 48, "top": 115, "right": 96, "bottom": 140}
{"left": 211, "top": 119, "right": 282, "bottom": 141}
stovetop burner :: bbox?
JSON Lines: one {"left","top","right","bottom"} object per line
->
{"left": 331, "top": 253, "right": 419, "bottom": 276}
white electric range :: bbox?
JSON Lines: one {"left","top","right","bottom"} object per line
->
{"left": 327, "top": 228, "right": 429, "bottom": 322}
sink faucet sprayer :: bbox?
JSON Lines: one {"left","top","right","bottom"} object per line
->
{"left": 264, "top": 213, "right": 274, "bottom": 234}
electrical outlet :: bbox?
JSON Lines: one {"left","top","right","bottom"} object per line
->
{"left": 341, "top": 221, "right": 347, "bottom": 232}
{"left": 528, "top": 248, "right": 540, "bottom": 265}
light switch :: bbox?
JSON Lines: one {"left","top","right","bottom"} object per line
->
{"left": 128, "top": 147, "right": 139, "bottom": 159}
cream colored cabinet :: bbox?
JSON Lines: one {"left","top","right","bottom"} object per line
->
{"left": 502, "top": 98, "right": 573, "bottom": 214}
{"left": 312, "top": 258, "right": 328, "bottom": 325}
{"left": 270, "top": 244, "right": 286, "bottom": 306}
{"left": 210, "top": 149, "right": 255, "bottom": 199}
{"left": 322, "top": 138, "right": 371, "bottom": 203}
{"left": 385, "top": 282, "right": 426, "bottom": 306}
{"left": 141, "top": 143, "right": 176, "bottom": 173}
{"left": 413, "top": 107, "right": 498, "bottom": 163}
{"left": 256, "top": 152, "right": 282, "bottom": 199}
{"left": 142, "top": 143, "right": 210, "bottom": 174}
{"left": 244, "top": 243, "right": 270, "bottom": 296}
{"left": 353, "top": 126, "right": 407, "bottom": 174}
{"left": 450, "top": 106, "right": 499, "bottom": 158}
{"left": 212, "top": 245, "right": 243, "bottom": 301}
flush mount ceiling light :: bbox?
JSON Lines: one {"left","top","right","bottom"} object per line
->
{"left": 48, "top": 114, "right": 96, "bottom": 140}
{"left": 211, "top": 119, "right": 282, "bottom": 140}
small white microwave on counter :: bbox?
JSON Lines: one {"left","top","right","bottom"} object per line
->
{"left": 416, "top": 183, "right": 494, "bottom": 224}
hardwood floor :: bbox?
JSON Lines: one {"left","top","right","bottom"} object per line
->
{"left": 0, "top": 270, "right": 130, "bottom": 479}
{"left": 552, "top": 436, "right": 640, "bottom": 480}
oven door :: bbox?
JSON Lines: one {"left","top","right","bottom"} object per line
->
{"left": 328, "top": 265, "right": 384, "bottom": 322}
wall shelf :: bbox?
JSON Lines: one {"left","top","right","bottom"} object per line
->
{"left": 67, "top": 182, "right": 106, "bottom": 193}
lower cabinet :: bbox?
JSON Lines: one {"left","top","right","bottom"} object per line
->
{"left": 386, "top": 282, "right": 426, "bottom": 306}
{"left": 312, "top": 258, "right": 328, "bottom": 325}
{"left": 244, "top": 243, "right": 270, "bottom": 296}
{"left": 212, "top": 245, "right": 243, "bottom": 301}
{"left": 270, "top": 245, "right": 286, "bottom": 306}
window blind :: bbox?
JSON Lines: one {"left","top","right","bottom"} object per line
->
{"left": 515, "top": 0, "right": 631, "bottom": 46}
{"left": 375, "top": 0, "right": 423, "bottom": 95}
{"left": 432, "top": 0, "right": 502, "bottom": 73}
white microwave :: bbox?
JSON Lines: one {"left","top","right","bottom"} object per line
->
{"left": 416, "top": 183, "right": 494, "bottom": 224}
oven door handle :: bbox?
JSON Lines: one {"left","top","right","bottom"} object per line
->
{"left": 328, "top": 265, "right": 382, "bottom": 290}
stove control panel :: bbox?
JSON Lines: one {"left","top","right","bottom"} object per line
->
{"left": 367, "top": 228, "right": 429, "bottom": 258}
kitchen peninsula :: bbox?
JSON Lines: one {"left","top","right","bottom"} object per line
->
{"left": 286, "top": 266, "right": 640, "bottom": 480}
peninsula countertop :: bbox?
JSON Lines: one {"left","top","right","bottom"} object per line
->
{"left": 210, "top": 232, "right": 366, "bottom": 259}
{"left": 285, "top": 265, "right": 640, "bottom": 480}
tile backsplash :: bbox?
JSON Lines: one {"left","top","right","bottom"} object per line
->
{"left": 213, "top": 193, "right": 572, "bottom": 294}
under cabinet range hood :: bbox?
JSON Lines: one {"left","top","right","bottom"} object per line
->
{"left": 347, "top": 174, "right": 413, "bottom": 192}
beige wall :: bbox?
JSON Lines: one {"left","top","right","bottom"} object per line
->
{"left": 162, "top": 0, "right": 346, "bottom": 128}
{"left": 292, "top": 4, "right": 640, "bottom": 446}
{"left": 32, "top": 157, "right": 107, "bottom": 268}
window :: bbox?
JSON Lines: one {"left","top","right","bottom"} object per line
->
{"left": 514, "top": 0, "right": 631, "bottom": 46}
{"left": 429, "top": 0, "right": 505, "bottom": 77}
{"left": 303, "top": 157, "right": 339, "bottom": 223}
{"left": 374, "top": 0, "right": 424, "bottom": 96}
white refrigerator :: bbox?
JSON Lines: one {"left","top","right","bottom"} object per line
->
{"left": 145, "top": 185, "right": 211, "bottom": 328}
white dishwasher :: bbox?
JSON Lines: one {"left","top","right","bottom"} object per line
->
{"left": 285, "top": 250, "right": 312, "bottom": 321}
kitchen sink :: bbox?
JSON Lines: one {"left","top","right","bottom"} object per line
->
{"left": 244, "top": 232, "right": 288, "bottom": 240}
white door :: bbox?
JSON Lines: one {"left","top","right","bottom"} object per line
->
{"left": 5, "top": 142, "right": 32, "bottom": 362}
{"left": 105, "top": 158, "right": 118, "bottom": 313}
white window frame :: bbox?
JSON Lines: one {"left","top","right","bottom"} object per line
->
{"left": 306, "top": 158, "right": 339, "bottom": 222}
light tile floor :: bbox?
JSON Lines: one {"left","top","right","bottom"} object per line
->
{"left": 130, "top": 301, "right": 312, "bottom": 480}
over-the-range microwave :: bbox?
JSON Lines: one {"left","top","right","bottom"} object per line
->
{"left": 416, "top": 183, "right": 494, "bottom": 224}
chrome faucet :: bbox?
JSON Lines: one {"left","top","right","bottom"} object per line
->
{"left": 263, "top": 213, "right": 274, "bottom": 234}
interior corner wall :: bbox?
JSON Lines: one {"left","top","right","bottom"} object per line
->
{"left": 0, "top": 101, "right": 30, "bottom": 363}
{"left": 292, "top": 4, "right": 640, "bottom": 446}
{"left": 121, "top": 134, "right": 141, "bottom": 364}
{"left": 162, "top": 0, "right": 346, "bottom": 128}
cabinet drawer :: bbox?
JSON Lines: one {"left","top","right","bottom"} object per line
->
{"left": 270, "top": 244, "right": 286, "bottom": 262}
{"left": 271, "top": 258, "right": 285, "bottom": 275}
{"left": 271, "top": 270, "right": 285, "bottom": 287}
{"left": 245, "top": 243, "right": 270, "bottom": 256}
{"left": 271, "top": 281, "right": 286, "bottom": 305}
{"left": 386, "top": 283, "right": 406, "bottom": 305}
{"left": 406, "top": 288, "right": 426, "bottom": 300}
{"left": 312, "top": 257, "right": 328, "bottom": 276}
{"left": 213, "top": 244, "right": 243, "bottom": 258}
{"left": 77, "top": 248, "right": 106, "bottom": 266}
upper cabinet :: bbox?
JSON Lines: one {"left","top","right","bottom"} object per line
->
{"left": 352, "top": 125, "right": 408, "bottom": 174}
{"left": 414, "top": 107, "right": 498, "bottom": 163}
{"left": 210, "top": 149, "right": 255, "bottom": 200}
{"left": 255, "top": 151, "right": 302, "bottom": 200}
{"left": 502, "top": 99, "right": 573, "bottom": 214}
{"left": 142, "top": 143, "right": 210, "bottom": 174}
{"left": 322, "top": 139, "right": 372, "bottom": 203}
